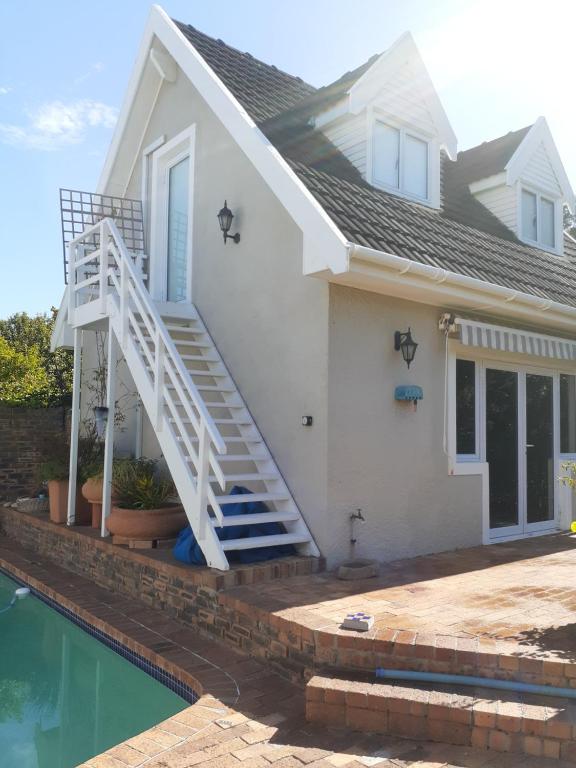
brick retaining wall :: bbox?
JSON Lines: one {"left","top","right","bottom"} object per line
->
{"left": 0, "top": 406, "right": 69, "bottom": 499}
{"left": 3, "top": 507, "right": 576, "bottom": 690}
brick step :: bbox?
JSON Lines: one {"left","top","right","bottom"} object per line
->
{"left": 327, "top": 628, "right": 576, "bottom": 690}
{"left": 306, "top": 674, "right": 576, "bottom": 763}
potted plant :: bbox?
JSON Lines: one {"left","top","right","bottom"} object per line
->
{"left": 106, "top": 458, "right": 186, "bottom": 545}
{"left": 38, "top": 434, "right": 99, "bottom": 525}
{"left": 81, "top": 457, "right": 127, "bottom": 529}
{"left": 38, "top": 452, "right": 70, "bottom": 524}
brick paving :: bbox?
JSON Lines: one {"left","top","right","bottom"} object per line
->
{"left": 228, "top": 534, "right": 576, "bottom": 661}
{"left": 0, "top": 536, "right": 566, "bottom": 768}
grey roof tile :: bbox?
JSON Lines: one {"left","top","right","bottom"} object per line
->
{"left": 175, "top": 20, "right": 576, "bottom": 310}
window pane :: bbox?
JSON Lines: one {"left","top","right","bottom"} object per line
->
{"left": 456, "top": 359, "right": 476, "bottom": 455}
{"left": 404, "top": 134, "right": 428, "bottom": 198}
{"left": 521, "top": 190, "right": 537, "bottom": 242}
{"left": 560, "top": 374, "right": 576, "bottom": 453}
{"left": 167, "top": 157, "right": 189, "bottom": 302}
{"left": 373, "top": 122, "right": 399, "bottom": 188}
{"left": 541, "top": 197, "right": 555, "bottom": 248}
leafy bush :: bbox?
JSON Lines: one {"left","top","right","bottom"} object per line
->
{"left": 0, "top": 311, "right": 72, "bottom": 407}
{"left": 0, "top": 338, "right": 51, "bottom": 406}
{"left": 112, "top": 459, "right": 176, "bottom": 510}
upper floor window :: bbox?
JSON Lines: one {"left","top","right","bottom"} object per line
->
{"left": 373, "top": 121, "right": 429, "bottom": 201}
{"left": 521, "top": 188, "right": 556, "bottom": 250}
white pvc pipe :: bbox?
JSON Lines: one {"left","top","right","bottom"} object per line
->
{"left": 348, "top": 243, "right": 576, "bottom": 328}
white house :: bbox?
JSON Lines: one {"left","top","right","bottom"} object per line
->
{"left": 53, "top": 5, "right": 576, "bottom": 570}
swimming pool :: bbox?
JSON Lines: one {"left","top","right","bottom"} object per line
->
{"left": 0, "top": 571, "right": 189, "bottom": 768}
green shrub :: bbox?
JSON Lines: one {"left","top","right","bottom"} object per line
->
{"left": 112, "top": 458, "right": 175, "bottom": 510}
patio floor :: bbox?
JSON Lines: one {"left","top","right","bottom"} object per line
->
{"left": 228, "top": 533, "right": 576, "bottom": 662}
{"left": 0, "top": 536, "right": 555, "bottom": 768}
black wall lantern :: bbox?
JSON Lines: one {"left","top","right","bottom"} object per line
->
{"left": 217, "top": 200, "right": 240, "bottom": 244}
{"left": 394, "top": 328, "right": 418, "bottom": 369}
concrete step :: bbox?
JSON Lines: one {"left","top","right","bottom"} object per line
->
{"left": 306, "top": 674, "right": 576, "bottom": 763}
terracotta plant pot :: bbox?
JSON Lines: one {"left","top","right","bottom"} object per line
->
{"left": 106, "top": 504, "right": 186, "bottom": 541}
{"left": 48, "top": 479, "right": 68, "bottom": 524}
{"left": 47, "top": 479, "right": 91, "bottom": 526}
{"left": 81, "top": 475, "right": 118, "bottom": 529}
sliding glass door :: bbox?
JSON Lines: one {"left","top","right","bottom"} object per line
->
{"left": 485, "top": 366, "right": 557, "bottom": 539}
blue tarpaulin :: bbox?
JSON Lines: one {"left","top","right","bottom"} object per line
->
{"left": 173, "top": 485, "right": 296, "bottom": 565}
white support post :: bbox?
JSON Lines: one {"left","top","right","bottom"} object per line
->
{"left": 67, "top": 330, "right": 82, "bottom": 526}
{"left": 196, "top": 424, "right": 210, "bottom": 541}
{"left": 100, "top": 329, "right": 118, "bottom": 537}
{"left": 134, "top": 397, "right": 143, "bottom": 459}
{"left": 154, "top": 329, "right": 164, "bottom": 431}
{"left": 99, "top": 221, "right": 108, "bottom": 315}
{"left": 67, "top": 243, "right": 76, "bottom": 320}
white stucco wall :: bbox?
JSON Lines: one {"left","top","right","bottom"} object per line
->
{"left": 117, "top": 66, "right": 332, "bottom": 551}
{"left": 326, "top": 285, "right": 483, "bottom": 565}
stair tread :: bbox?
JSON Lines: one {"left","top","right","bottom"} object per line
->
{"left": 175, "top": 436, "right": 262, "bottom": 444}
{"left": 214, "top": 511, "right": 299, "bottom": 527}
{"left": 215, "top": 492, "right": 289, "bottom": 504}
{"left": 190, "top": 453, "right": 269, "bottom": 462}
{"left": 208, "top": 473, "right": 278, "bottom": 482}
{"left": 170, "top": 417, "right": 251, "bottom": 425}
{"left": 222, "top": 532, "right": 310, "bottom": 550}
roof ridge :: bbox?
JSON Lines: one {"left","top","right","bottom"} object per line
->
{"left": 173, "top": 19, "right": 316, "bottom": 92}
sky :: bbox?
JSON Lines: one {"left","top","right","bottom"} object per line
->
{"left": 0, "top": 0, "right": 575, "bottom": 317}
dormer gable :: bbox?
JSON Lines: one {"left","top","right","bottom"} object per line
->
{"left": 310, "top": 33, "right": 457, "bottom": 209}
{"left": 460, "top": 118, "right": 574, "bottom": 256}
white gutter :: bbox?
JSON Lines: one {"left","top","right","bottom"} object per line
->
{"left": 347, "top": 242, "right": 576, "bottom": 330}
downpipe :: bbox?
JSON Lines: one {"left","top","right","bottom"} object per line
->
{"left": 375, "top": 668, "right": 576, "bottom": 700}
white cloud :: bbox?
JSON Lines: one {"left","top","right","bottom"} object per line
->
{"left": 0, "top": 87, "right": 11, "bottom": 95}
{"left": 0, "top": 99, "right": 117, "bottom": 150}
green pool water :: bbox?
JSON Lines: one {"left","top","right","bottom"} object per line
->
{"left": 0, "top": 571, "right": 188, "bottom": 768}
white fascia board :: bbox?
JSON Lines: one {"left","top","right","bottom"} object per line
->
{"left": 50, "top": 287, "right": 74, "bottom": 351}
{"left": 506, "top": 117, "right": 575, "bottom": 211}
{"left": 348, "top": 32, "right": 457, "bottom": 159}
{"left": 97, "top": 11, "right": 158, "bottom": 195}
{"left": 340, "top": 243, "right": 576, "bottom": 333}
{"left": 98, "top": 5, "right": 348, "bottom": 275}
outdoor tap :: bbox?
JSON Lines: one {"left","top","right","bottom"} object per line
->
{"left": 349, "top": 509, "right": 365, "bottom": 554}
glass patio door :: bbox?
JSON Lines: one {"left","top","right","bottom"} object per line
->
{"left": 485, "top": 366, "right": 557, "bottom": 539}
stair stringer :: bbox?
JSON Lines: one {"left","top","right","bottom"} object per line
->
{"left": 107, "top": 300, "right": 230, "bottom": 570}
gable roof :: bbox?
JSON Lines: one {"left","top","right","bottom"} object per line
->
{"left": 174, "top": 22, "right": 316, "bottom": 122}
{"left": 169, "top": 18, "right": 576, "bottom": 309}
{"left": 449, "top": 125, "right": 532, "bottom": 187}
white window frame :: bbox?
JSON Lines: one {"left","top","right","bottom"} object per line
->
{"left": 455, "top": 357, "right": 481, "bottom": 462}
{"left": 370, "top": 117, "right": 432, "bottom": 204}
{"left": 149, "top": 124, "right": 196, "bottom": 303}
{"left": 518, "top": 183, "right": 561, "bottom": 255}
{"left": 446, "top": 341, "right": 574, "bottom": 543}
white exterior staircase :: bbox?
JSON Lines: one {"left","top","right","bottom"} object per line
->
{"left": 66, "top": 218, "right": 319, "bottom": 570}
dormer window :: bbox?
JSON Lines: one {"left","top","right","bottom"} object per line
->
{"left": 520, "top": 188, "right": 556, "bottom": 250}
{"left": 373, "top": 121, "right": 429, "bottom": 201}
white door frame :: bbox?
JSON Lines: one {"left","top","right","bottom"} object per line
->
{"left": 481, "top": 360, "right": 560, "bottom": 542}
{"left": 149, "top": 124, "right": 196, "bottom": 303}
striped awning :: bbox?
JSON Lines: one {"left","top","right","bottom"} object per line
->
{"left": 452, "top": 317, "right": 576, "bottom": 360}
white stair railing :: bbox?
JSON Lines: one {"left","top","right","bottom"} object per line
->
{"left": 68, "top": 218, "right": 231, "bottom": 568}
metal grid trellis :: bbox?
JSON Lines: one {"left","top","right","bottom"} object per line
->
{"left": 60, "top": 189, "right": 145, "bottom": 283}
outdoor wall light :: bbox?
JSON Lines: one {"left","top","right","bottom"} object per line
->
{"left": 394, "top": 328, "right": 418, "bottom": 368}
{"left": 217, "top": 200, "right": 240, "bottom": 244}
